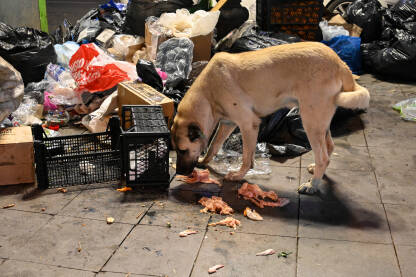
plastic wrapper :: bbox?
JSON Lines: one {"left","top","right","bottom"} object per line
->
{"left": 45, "top": 110, "right": 70, "bottom": 126}
{"left": 393, "top": 98, "right": 416, "bottom": 121}
{"left": 209, "top": 133, "right": 272, "bottom": 177}
{"left": 54, "top": 41, "right": 80, "bottom": 66}
{"left": 136, "top": 59, "right": 164, "bottom": 92}
{"left": 0, "top": 56, "right": 24, "bottom": 122}
{"left": 216, "top": 4, "right": 249, "bottom": 40}
{"left": 0, "top": 22, "right": 57, "bottom": 85}
{"left": 77, "top": 19, "right": 101, "bottom": 43}
{"left": 11, "top": 96, "right": 42, "bottom": 125}
{"left": 108, "top": 35, "right": 144, "bottom": 60}
{"left": 126, "top": 0, "right": 193, "bottom": 36}
{"left": 156, "top": 38, "right": 194, "bottom": 88}
{"left": 69, "top": 43, "right": 138, "bottom": 93}
{"left": 45, "top": 63, "right": 77, "bottom": 89}
{"left": 346, "top": 0, "right": 383, "bottom": 43}
{"left": 132, "top": 47, "right": 149, "bottom": 64}
{"left": 319, "top": 20, "right": 350, "bottom": 41}
{"left": 82, "top": 91, "right": 118, "bottom": 133}
{"left": 323, "top": 36, "right": 362, "bottom": 75}
{"left": 100, "top": 0, "right": 127, "bottom": 11}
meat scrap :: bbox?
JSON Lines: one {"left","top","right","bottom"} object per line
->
{"left": 244, "top": 207, "right": 263, "bottom": 221}
{"left": 208, "top": 217, "right": 241, "bottom": 229}
{"left": 238, "top": 182, "right": 290, "bottom": 208}
{"left": 199, "top": 196, "right": 233, "bottom": 215}
{"left": 208, "top": 264, "right": 224, "bottom": 274}
{"left": 176, "top": 169, "right": 222, "bottom": 187}
{"left": 179, "top": 229, "right": 198, "bottom": 237}
{"left": 256, "top": 249, "right": 276, "bottom": 256}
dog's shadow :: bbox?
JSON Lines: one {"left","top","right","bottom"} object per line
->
{"left": 171, "top": 169, "right": 384, "bottom": 231}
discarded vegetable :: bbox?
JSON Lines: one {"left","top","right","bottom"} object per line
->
{"left": 117, "top": 187, "right": 132, "bottom": 192}
{"left": 278, "top": 251, "right": 292, "bottom": 258}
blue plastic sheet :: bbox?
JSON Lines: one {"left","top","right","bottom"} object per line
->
{"left": 323, "top": 36, "right": 362, "bottom": 75}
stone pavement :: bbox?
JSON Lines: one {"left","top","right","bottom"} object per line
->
{"left": 0, "top": 74, "right": 415, "bottom": 277}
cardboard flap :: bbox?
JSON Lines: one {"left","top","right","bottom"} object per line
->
{"left": 0, "top": 127, "right": 33, "bottom": 144}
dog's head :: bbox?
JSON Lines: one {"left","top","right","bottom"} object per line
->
{"left": 171, "top": 117, "right": 206, "bottom": 176}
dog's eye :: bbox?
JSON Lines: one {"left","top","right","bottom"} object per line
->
{"left": 178, "top": 149, "right": 187, "bottom": 155}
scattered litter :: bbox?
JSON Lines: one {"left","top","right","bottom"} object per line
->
{"left": 307, "top": 163, "right": 315, "bottom": 174}
{"left": 230, "top": 232, "right": 235, "bottom": 235}
{"left": 244, "top": 207, "right": 263, "bottom": 221}
{"left": 117, "top": 187, "right": 133, "bottom": 192}
{"left": 77, "top": 241, "right": 82, "bottom": 252}
{"left": 41, "top": 208, "right": 46, "bottom": 212}
{"left": 393, "top": 98, "right": 416, "bottom": 121}
{"left": 208, "top": 217, "right": 241, "bottom": 230}
{"left": 256, "top": 249, "right": 276, "bottom": 256}
{"left": 277, "top": 251, "right": 292, "bottom": 258}
{"left": 199, "top": 196, "right": 233, "bottom": 215}
{"left": 141, "top": 204, "right": 146, "bottom": 207}
{"left": 2, "top": 204, "right": 15, "bottom": 209}
{"left": 57, "top": 188, "right": 67, "bottom": 193}
{"left": 106, "top": 217, "right": 115, "bottom": 224}
{"left": 179, "top": 229, "right": 198, "bottom": 237}
{"left": 167, "top": 222, "right": 172, "bottom": 228}
{"left": 208, "top": 264, "right": 224, "bottom": 274}
{"left": 176, "top": 169, "right": 222, "bottom": 187}
{"left": 238, "top": 183, "right": 290, "bottom": 208}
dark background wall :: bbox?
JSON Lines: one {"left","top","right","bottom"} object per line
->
{"left": 47, "top": 0, "right": 103, "bottom": 33}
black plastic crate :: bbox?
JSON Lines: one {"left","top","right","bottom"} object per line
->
{"left": 121, "top": 105, "right": 170, "bottom": 186}
{"left": 257, "top": 0, "right": 324, "bottom": 41}
{"left": 33, "top": 117, "right": 121, "bottom": 189}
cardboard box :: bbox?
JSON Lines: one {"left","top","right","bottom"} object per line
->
{"left": 117, "top": 81, "right": 175, "bottom": 128}
{"left": 0, "top": 126, "right": 35, "bottom": 185}
{"left": 145, "top": 22, "right": 212, "bottom": 61}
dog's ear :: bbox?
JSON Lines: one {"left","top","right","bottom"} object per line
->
{"left": 188, "top": 123, "right": 203, "bottom": 142}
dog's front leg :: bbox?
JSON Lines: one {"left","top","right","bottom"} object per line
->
{"left": 199, "top": 120, "right": 236, "bottom": 166}
{"left": 224, "top": 121, "right": 259, "bottom": 181}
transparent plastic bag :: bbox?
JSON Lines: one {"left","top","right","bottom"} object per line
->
{"left": 319, "top": 20, "right": 349, "bottom": 41}
{"left": 393, "top": 98, "right": 416, "bottom": 121}
{"left": 54, "top": 41, "right": 80, "bottom": 67}
{"left": 11, "top": 96, "right": 42, "bottom": 125}
{"left": 208, "top": 133, "right": 272, "bottom": 177}
{"left": 108, "top": 35, "right": 144, "bottom": 60}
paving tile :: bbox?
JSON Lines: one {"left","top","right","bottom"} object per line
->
{"left": 297, "top": 238, "right": 401, "bottom": 277}
{"left": 209, "top": 195, "right": 298, "bottom": 237}
{"left": 395, "top": 244, "right": 416, "bottom": 277}
{"left": 331, "top": 114, "right": 366, "bottom": 147}
{"left": 299, "top": 200, "right": 391, "bottom": 243}
{"left": 140, "top": 195, "right": 211, "bottom": 230}
{"left": 269, "top": 155, "right": 301, "bottom": 168}
{"left": 59, "top": 187, "right": 153, "bottom": 224}
{"left": 385, "top": 204, "right": 416, "bottom": 246}
{"left": 191, "top": 230, "right": 296, "bottom": 277}
{"left": 0, "top": 210, "right": 53, "bottom": 258}
{"left": 301, "top": 145, "right": 372, "bottom": 172}
{"left": 0, "top": 189, "right": 80, "bottom": 215}
{"left": 300, "top": 168, "right": 381, "bottom": 204}
{"left": 369, "top": 147, "right": 416, "bottom": 205}
{"left": 0, "top": 260, "right": 95, "bottom": 277}
{"left": 97, "top": 272, "right": 151, "bottom": 277}
{"left": 103, "top": 225, "right": 205, "bottom": 277}
{"left": 18, "top": 215, "right": 132, "bottom": 272}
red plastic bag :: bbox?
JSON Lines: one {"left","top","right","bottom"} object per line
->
{"left": 69, "top": 43, "right": 138, "bottom": 93}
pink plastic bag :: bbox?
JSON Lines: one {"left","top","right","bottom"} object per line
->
{"left": 69, "top": 43, "right": 138, "bottom": 93}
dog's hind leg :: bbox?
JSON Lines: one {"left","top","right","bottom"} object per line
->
{"left": 199, "top": 120, "right": 236, "bottom": 166}
{"left": 306, "top": 130, "right": 334, "bottom": 175}
{"left": 298, "top": 104, "right": 335, "bottom": 195}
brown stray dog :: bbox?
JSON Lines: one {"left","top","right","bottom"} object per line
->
{"left": 171, "top": 42, "right": 370, "bottom": 194}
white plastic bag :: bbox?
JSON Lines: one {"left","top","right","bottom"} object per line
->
{"left": 54, "top": 41, "right": 80, "bottom": 67}
{"left": 108, "top": 35, "right": 144, "bottom": 60}
{"left": 319, "top": 20, "right": 349, "bottom": 41}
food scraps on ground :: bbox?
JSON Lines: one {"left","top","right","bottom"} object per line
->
{"left": 167, "top": 222, "right": 172, "bottom": 228}
{"left": 244, "top": 207, "right": 263, "bottom": 221}
{"left": 117, "top": 186, "right": 132, "bottom": 192}
{"left": 208, "top": 217, "right": 241, "bottom": 229}
{"left": 278, "top": 251, "right": 292, "bottom": 258}
{"left": 106, "top": 217, "right": 115, "bottom": 224}
{"left": 57, "top": 188, "right": 67, "bottom": 193}
{"left": 238, "top": 182, "right": 290, "bottom": 208}
{"left": 208, "top": 264, "right": 224, "bottom": 274}
{"left": 256, "top": 249, "right": 276, "bottom": 256}
{"left": 307, "top": 163, "right": 315, "bottom": 174}
{"left": 2, "top": 204, "right": 15, "bottom": 209}
{"left": 199, "top": 196, "right": 233, "bottom": 215}
{"left": 179, "top": 229, "right": 198, "bottom": 237}
{"left": 41, "top": 208, "right": 46, "bottom": 212}
{"left": 77, "top": 241, "right": 82, "bottom": 252}
{"left": 176, "top": 169, "right": 222, "bottom": 187}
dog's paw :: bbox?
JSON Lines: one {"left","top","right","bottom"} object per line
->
{"left": 307, "top": 163, "right": 315, "bottom": 174}
{"left": 298, "top": 179, "right": 320, "bottom": 195}
{"left": 224, "top": 171, "right": 244, "bottom": 181}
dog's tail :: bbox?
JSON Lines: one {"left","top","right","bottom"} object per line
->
{"left": 335, "top": 65, "right": 370, "bottom": 110}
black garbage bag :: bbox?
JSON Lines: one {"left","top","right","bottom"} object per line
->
{"left": 54, "top": 19, "right": 74, "bottom": 44}
{"left": 216, "top": 0, "right": 249, "bottom": 40}
{"left": 361, "top": 29, "right": 416, "bottom": 80}
{"left": 136, "top": 59, "right": 163, "bottom": 92}
{"left": 346, "top": 0, "right": 383, "bottom": 43}
{"left": 126, "top": 0, "right": 193, "bottom": 36}
{"left": 0, "top": 22, "right": 57, "bottom": 85}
